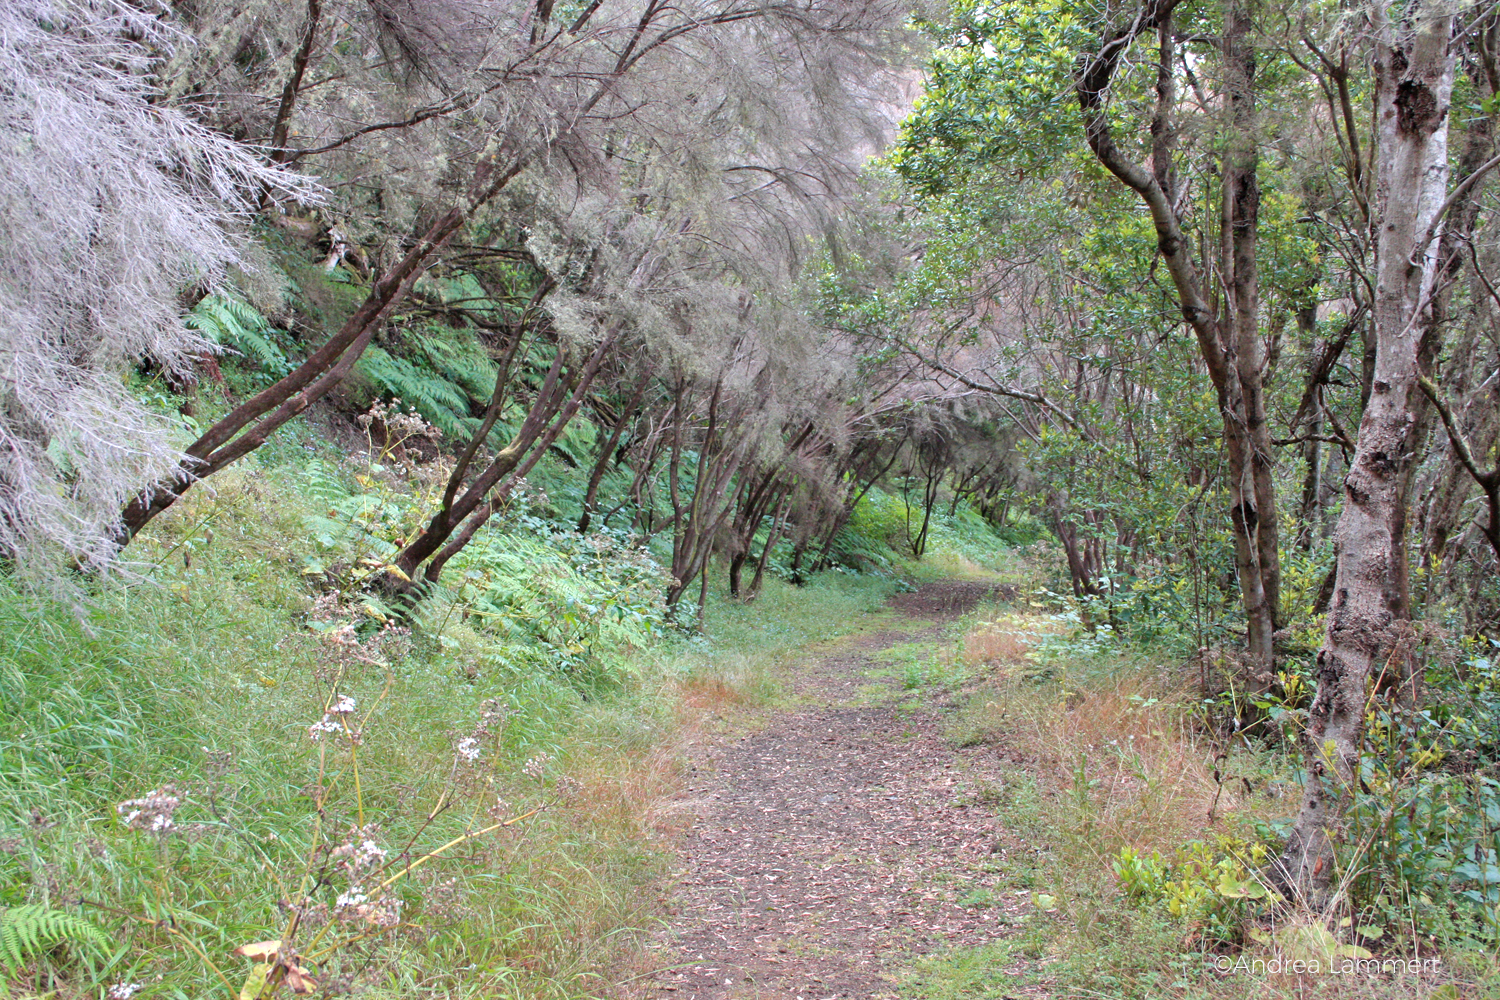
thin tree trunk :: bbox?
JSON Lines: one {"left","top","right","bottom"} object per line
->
{"left": 1295, "top": 305, "right": 1324, "bottom": 550}
{"left": 747, "top": 490, "right": 792, "bottom": 600}
{"left": 1050, "top": 493, "right": 1100, "bottom": 599}
{"left": 268, "top": 0, "right": 322, "bottom": 163}
{"left": 1077, "top": 0, "right": 1278, "bottom": 675}
{"left": 1222, "top": 0, "right": 1279, "bottom": 672}
{"left": 727, "top": 551, "right": 749, "bottom": 599}
{"left": 578, "top": 372, "right": 650, "bottom": 533}
{"left": 812, "top": 440, "right": 903, "bottom": 571}
{"left": 117, "top": 157, "right": 524, "bottom": 543}
{"left": 390, "top": 328, "right": 618, "bottom": 590}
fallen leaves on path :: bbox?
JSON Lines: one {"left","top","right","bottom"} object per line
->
{"left": 626, "top": 582, "right": 1033, "bottom": 1000}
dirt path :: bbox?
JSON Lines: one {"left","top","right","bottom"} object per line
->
{"left": 626, "top": 580, "right": 1030, "bottom": 1000}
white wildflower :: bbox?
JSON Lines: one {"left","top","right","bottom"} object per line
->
{"left": 106, "top": 984, "right": 142, "bottom": 1000}
{"left": 307, "top": 716, "right": 342, "bottom": 740}
{"left": 355, "top": 839, "right": 387, "bottom": 867}
{"left": 456, "top": 737, "right": 482, "bottom": 762}
{"left": 335, "top": 887, "right": 367, "bottom": 911}
{"left": 116, "top": 787, "right": 179, "bottom": 833}
{"left": 329, "top": 694, "right": 357, "bottom": 715}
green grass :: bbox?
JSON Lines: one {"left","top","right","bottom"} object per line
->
{"left": 0, "top": 412, "right": 1054, "bottom": 999}
{"left": 0, "top": 451, "right": 914, "bottom": 1000}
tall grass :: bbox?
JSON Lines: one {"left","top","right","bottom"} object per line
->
{"left": 0, "top": 454, "right": 896, "bottom": 1000}
{"left": 911, "top": 601, "right": 1495, "bottom": 1000}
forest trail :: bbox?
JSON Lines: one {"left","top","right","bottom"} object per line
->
{"left": 624, "top": 579, "right": 1039, "bottom": 1000}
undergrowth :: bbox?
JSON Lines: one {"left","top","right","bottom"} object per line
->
{"left": 0, "top": 445, "right": 901, "bottom": 1000}
{"left": 906, "top": 591, "right": 1500, "bottom": 1000}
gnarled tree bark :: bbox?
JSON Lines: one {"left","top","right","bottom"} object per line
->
{"left": 1275, "top": 2, "right": 1458, "bottom": 898}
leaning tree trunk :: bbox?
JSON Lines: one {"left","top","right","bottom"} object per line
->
{"left": 391, "top": 330, "right": 618, "bottom": 592}
{"left": 664, "top": 388, "right": 747, "bottom": 615}
{"left": 1275, "top": 4, "right": 1457, "bottom": 898}
{"left": 116, "top": 156, "right": 525, "bottom": 544}
{"left": 746, "top": 490, "right": 793, "bottom": 600}
{"left": 577, "top": 372, "right": 651, "bottom": 533}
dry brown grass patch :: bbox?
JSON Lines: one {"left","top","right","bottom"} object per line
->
{"left": 677, "top": 675, "right": 750, "bottom": 714}
{"left": 961, "top": 613, "right": 1059, "bottom": 669}
{"left": 960, "top": 633, "right": 1271, "bottom": 860}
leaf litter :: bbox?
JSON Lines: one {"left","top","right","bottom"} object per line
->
{"left": 625, "top": 581, "right": 1039, "bottom": 1000}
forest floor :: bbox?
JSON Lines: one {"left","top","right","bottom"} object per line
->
{"left": 620, "top": 579, "right": 1044, "bottom": 1000}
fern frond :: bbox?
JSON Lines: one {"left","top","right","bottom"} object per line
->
{"left": 413, "top": 328, "right": 499, "bottom": 401}
{"left": 357, "top": 347, "right": 474, "bottom": 439}
{"left": 187, "top": 293, "right": 292, "bottom": 376}
{"left": 301, "top": 458, "right": 351, "bottom": 504}
{"left": 0, "top": 904, "right": 108, "bottom": 976}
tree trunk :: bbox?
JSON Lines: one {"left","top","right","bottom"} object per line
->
{"left": 747, "top": 491, "right": 792, "bottom": 600}
{"left": 391, "top": 329, "right": 618, "bottom": 591}
{"left": 727, "top": 551, "right": 748, "bottom": 599}
{"left": 117, "top": 157, "right": 525, "bottom": 544}
{"left": 664, "top": 381, "right": 748, "bottom": 616}
{"left": 1295, "top": 306, "right": 1325, "bottom": 550}
{"left": 1275, "top": 4, "right": 1456, "bottom": 897}
{"left": 1050, "top": 494, "right": 1101, "bottom": 599}
{"left": 578, "top": 372, "right": 650, "bottom": 533}
{"left": 1222, "top": 0, "right": 1280, "bottom": 673}
{"left": 1420, "top": 49, "right": 1500, "bottom": 588}
{"left": 1076, "top": 0, "right": 1279, "bottom": 676}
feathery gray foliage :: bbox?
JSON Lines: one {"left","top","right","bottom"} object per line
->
{"left": 0, "top": 0, "right": 316, "bottom": 581}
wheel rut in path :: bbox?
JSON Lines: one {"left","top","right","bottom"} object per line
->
{"left": 629, "top": 580, "right": 1027, "bottom": 1000}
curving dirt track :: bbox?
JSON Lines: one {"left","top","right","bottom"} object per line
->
{"left": 624, "top": 580, "right": 1031, "bottom": 1000}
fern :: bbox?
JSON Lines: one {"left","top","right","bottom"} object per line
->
{"left": 0, "top": 904, "right": 108, "bottom": 976}
{"left": 302, "top": 458, "right": 351, "bottom": 504}
{"left": 187, "top": 293, "right": 293, "bottom": 376}
{"left": 357, "top": 346, "right": 476, "bottom": 440}
{"left": 412, "top": 328, "right": 499, "bottom": 402}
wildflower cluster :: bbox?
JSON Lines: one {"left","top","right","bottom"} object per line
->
{"left": 306, "top": 595, "right": 411, "bottom": 683}
{"left": 356, "top": 398, "right": 441, "bottom": 445}
{"left": 315, "top": 618, "right": 410, "bottom": 668}
{"left": 327, "top": 825, "right": 401, "bottom": 927}
{"left": 307, "top": 692, "right": 358, "bottom": 742}
{"left": 454, "top": 698, "right": 508, "bottom": 766}
{"left": 357, "top": 397, "right": 442, "bottom": 479}
{"left": 522, "top": 753, "right": 551, "bottom": 781}
{"left": 116, "top": 786, "right": 180, "bottom": 833}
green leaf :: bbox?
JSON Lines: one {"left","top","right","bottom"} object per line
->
{"left": 0, "top": 904, "right": 108, "bottom": 975}
{"left": 1216, "top": 873, "right": 1266, "bottom": 899}
{"left": 239, "top": 962, "right": 272, "bottom": 1000}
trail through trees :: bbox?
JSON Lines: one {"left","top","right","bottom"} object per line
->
{"left": 626, "top": 581, "right": 1039, "bottom": 1000}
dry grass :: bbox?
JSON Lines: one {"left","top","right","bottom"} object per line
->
{"left": 955, "top": 613, "right": 1278, "bottom": 859}
{"left": 1020, "top": 676, "right": 1242, "bottom": 856}
{"left": 921, "top": 612, "right": 1498, "bottom": 1000}
{"left": 913, "top": 551, "right": 997, "bottom": 582}
{"left": 959, "top": 612, "right": 1065, "bottom": 669}
{"left": 961, "top": 618, "right": 1034, "bottom": 666}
